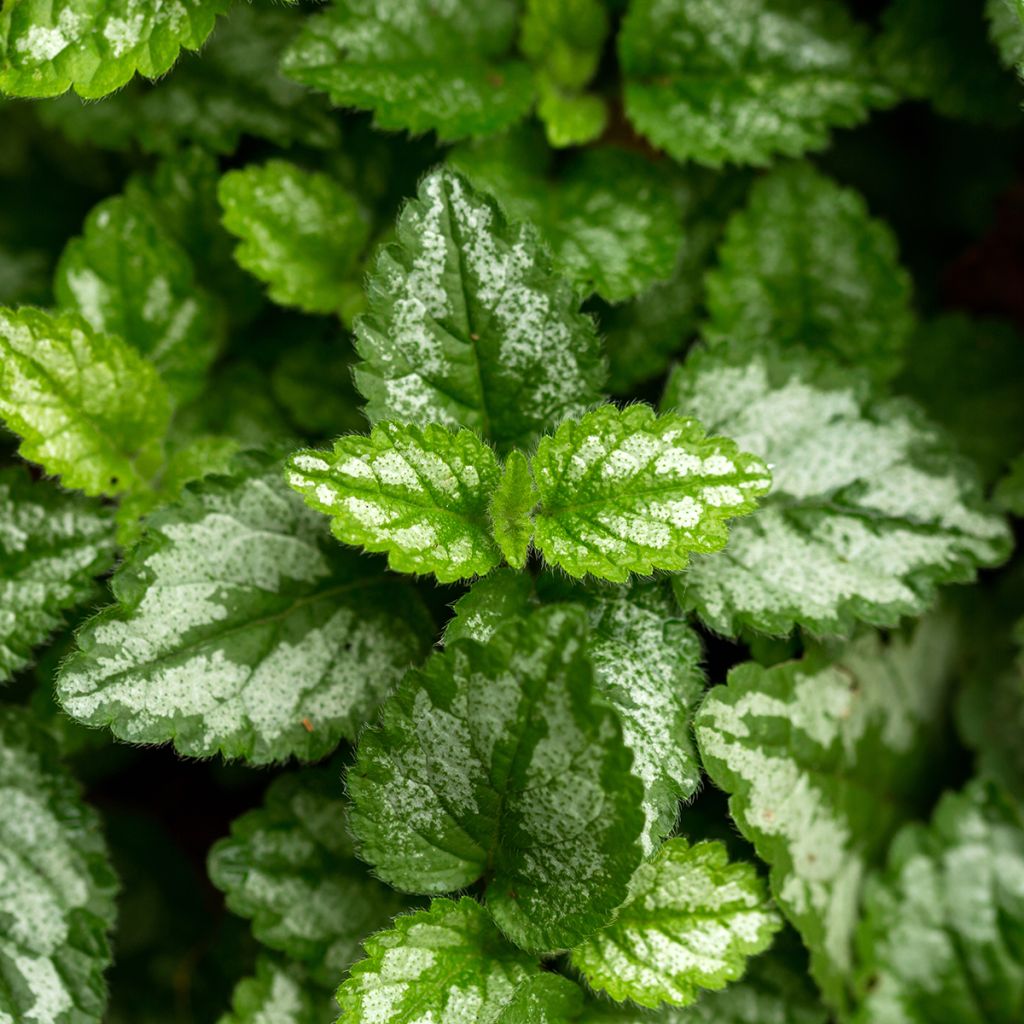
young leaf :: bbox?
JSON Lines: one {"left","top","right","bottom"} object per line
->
{"left": 219, "top": 161, "right": 370, "bottom": 320}
{"left": 0, "top": 0, "right": 230, "bottom": 98}
{"left": 618, "top": 0, "right": 890, "bottom": 167}
{"left": 665, "top": 344, "right": 1012, "bottom": 637}
{"left": 495, "top": 974, "right": 586, "bottom": 1023}
{"left": 534, "top": 84, "right": 607, "bottom": 148}
{"left": 852, "top": 780, "right": 1024, "bottom": 1024}
{"left": 531, "top": 404, "right": 771, "bottom": 582}
{"left": 348, "top": 605, "right": 646, "bottom": 953}
{"left": 1, "top": 467, "right": 115, "bottom": 683}
{"left": 704, "top": 163, "right": 914, "bottom": 383}
{"left": 489, "top": 450, "right": 536, "bottom": 570}
{"left": 571, "top": 838, "right": 782, "bottom": 1008}
{"left": 352, "top": 167, "right": 605, "bottom": 452}
{"left": 287, "top": 423, "right": 503, "bottom": 583}
{"left": 988, "top": 0, "right": 1024, "bottom": 69}
{"left": 217, "top": 956, "right": 336, "bottom": 1024}
{"left": 208, "top": 769, "right": 409, "bottom": 987}
{"left": 57, "top": 453, "right": 432, "bottom": 762}
{"left": 695, "top": 616, "right": 958, "bottom": 1010}
{"left": 281, "top": 0, "right": 534, "bottom": 142}
{"left": 0, "top": 306, "right": 171, "bottom": 496}
{"left": 0, "top": 705, "right": 118, "bottom": 1024}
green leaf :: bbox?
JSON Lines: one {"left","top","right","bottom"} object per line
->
{"left": 0, "top": 306, "right": 172, "bottom": 496}
{"left": 704, "top": 163, "right": 914, "bottom": 383}
{"left": 54, "top": 194, "right": 222, "bottom": 402}
{"left": 0, "top": 705, "right": 118, "bottom": 1024}
{"left": 535, "top": 81, "right": 608, "bottom": 148}
{"left": 618, "top": 0, "right": 890, "bottom": 167}
{"left": 489, "top": 450, "right": 536, "bottom": 570}
{"left": 208, "top": 769, "right": 409, "bottom": 987}
{"left": 571, "top": 838, "right": 781, "bottom": 1008}
{"left": 287, "top": 423, "right": 502, "bottom": 584}
{"left": 449, "top": 130, "right": 684, "bottom": 302}
{"left": 338, "top": 897, "right": 540, "bottom": 1024}
{"left": 531, "top": 404, "right": 771, "bottom": 582}
{"left": 1, "top": 467, "right": 115, "bottom": 683}
{"left": 520, "top": 0, "right": 608, "bottom": 90}
{"left": 219, "top": 161, "right": 371, "bottom": 320}
{"left": 664, "top": 344, "right": 1012, "bottom": 637}
{"left": 996, "top": 454, "right": 1024, "bottom": 515}
{"left": 217, "top": 956, "right": 336, "bottom": 1024}
{"left": 281, "top": 0, "right": 534, "bottom": 142}
{"left": 0, "top": 0, "right": 230, "bottom": 98}
{"left": 57, "top": 452, "right": 432, "bottom": 762}
{"left": 349, "top": 605, "right": 645, "bottom": 953}
{"left": 352, "top": 167, "right": 605, "bottom": 452}
{"left": 443, "top": 568, "right": 535, "bottom": 647}
{"left": 852, "top": 780, "right": 1024, "bottom": 1023}
{"left": 495, "top": 974, "right": 585, "bottom": 1023}
{"left": 988, "top": 0, "right": 1024, "bottom": 69}
{"left": 695, "top": 616, "right": 958, "bottom": 1010}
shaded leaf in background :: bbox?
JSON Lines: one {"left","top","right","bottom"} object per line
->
{"left": 217, "top": 956, "right": 335, "bottom": 1024}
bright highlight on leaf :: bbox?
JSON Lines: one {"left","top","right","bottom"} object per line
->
{"left": 217, "top": 956, "right": 335, "bottom": 1024}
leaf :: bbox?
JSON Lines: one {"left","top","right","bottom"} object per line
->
{"left": 281, "top": 0, "right": 534, "bottom": 142}
{"left": 0, "top": 0, "right": 230, "bottom": 98}
{"left": 352, "top": 167, "right": 605, "bottom": 452}
{"left": 489, "top": 451, "right": 536, "bottom": 570}
{"left": 996, "top": 454, "right": 1024, "bottom": 515}
{"left": 1, "top": 467, "right": 115, "bottom": 683}
{"left": 531, "top": 404, "right": 771, "bottom": 582}
{"left": 495, "top": 974, "right": 585, "bottom": 1023}
{"left": 217, "top": 956, "right": 336, "bottom": 1024}
{"left": 664, "top": 344, "right": 1012, "bottom": 637}
{"left": 443, "top": 568, "right": 535, "bottom": 647}
{"left": 852, "top": 780, "right": 1024, "bottom": 1024}
{"left": 219, "top": 160, "right": 371, "bottom": 320}
{"left": 704, "top": 163, "right": 914, "bottom": 383}
{"left": 54, "top": 194, "right": 222, "bottom": 402}
{"left": 571, "top": 838, "right": 781, "bottom": 1008}
{"left": 348, "top": 605, "right": 646, "bottom": 953}
{"left": 287, "top": 423, "right": 502, "bottom": 584}
{"left": 695, "top": 616, "right": 958, "bottom": 1010}
{"left": 618, "top": 0, "right": 890, "bottom": 167}
{"left": 208, "top": 769, "right": 409, "bottom": 987}
{"left": 338, "top": 897, "right": 540, "bottom": 1024}
{"left": 520, "top": 0, "right": 608, "bottom": 91}
{"left": 0, "top": 306, "right": 172, "bottom": 496}
{"left": 57, "top": 452, "right": 432, "bottom": 762}
{"left": 988, "top": 0, "right": 1024, "bottom": 69}
{"left": 449, "top": 129, "right": 685, "bottom": 302}
{"left": 0, "top": 705, "right": 118, "bottom": 1024}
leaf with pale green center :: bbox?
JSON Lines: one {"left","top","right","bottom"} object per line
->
{"left": 665, "top": 344, "right": 1012, "bottom": 637}
{"left": 695, "top": 615, "right": 958, "bottom": 1011}
{"left": 531, "top": 404, "right": 771, "bottom": 582}
{"left": 571, "top": 838, "right": 781, "bottom": 1008}
{"left": 704, "top": 163, "right": 914, "bottom": 383}
{"left": 217, "top": 956, "right": 336, "bottom": 1024}
{"left": 618, "top": 0, "right": 891, "bottom": 168}
{"left": 1, "top": 467, "right": 115, "bottom": 683}
{"left": 281, "top": 0, "right": 534, "bottom": 142}
{"left": 0, "top": 306, "right": 171, "bottom": 496}
{"left": 55, "top": 194, "right": 221, "bottom": 402}
{"left": 0, "top": 705, "right": 118, "bottom": 1024}
{"left": 852, "top": 780, "right": 1024, "bottom": 1024}
{"left": 351, "top": 167, "right": 605, "bottom": 452}
{"left": 57, "top": 452, "right": 432, "bottom": 762}
{"left": 208, "top": 769, "right": 409, "bottom": 987}
{"left": 338, "top": 897, "right": 540, "bottom": 1024}
{"left": 287, "top": 423, "right": 502, "bottom": 583}
{"left": 349, "top": 605, "right": 645, "bottom": 954}
{"left": 219, "top": 161, "right": 370, "bottom": 320}
{"left": 0, "top": 0, "right": 230, "bottom": 98}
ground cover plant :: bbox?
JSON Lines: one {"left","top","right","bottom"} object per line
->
{"left": 1, "top": 0, "right": 1024, "bottom": 1021}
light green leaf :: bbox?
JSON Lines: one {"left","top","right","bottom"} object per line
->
{"left": 281, "top": 0, "right": 534, "bottom": 142}
{"left": 208, "top": 769, "right": 409, "bottom": 987}
{"left": 1, "top": 467, "right": 115, "bottom": 683}
{"left": 217, "top": 956, "right": 336, "bottom": 1024}
{"left": 618, "top": 0, "right": 890, "bottom": 167}
{"left": 219, "top": 160, "right": 370, "bottom": 320}
{"left": 665, "top": 344, "right": 1012, "bottom": 637}
{"left": 988, "top": 0, "right": 1024, "bottom": 69}
{"left": 489, "top": 450, "right": 536, "bottom": 570}
{"left": 0, "top": 306, "right": 171, "bottom": 496}
{"left": 349, "top": 605, "right": 645, "bottom": 953}
{"left": 695, "top": 616, "right": 958, "bottom": 1010}
{"left": 54, "top": 194, "right": 222, "bottom": 402}
{"left": 996, "top": 454, "right": 1024, "bottom": 515}
{"left": 535, "top": 81, "right": 607, "bottom": 148}
{"left": 852, "top": 780, "right": 1024, "bottom": 1024}
{"left": 704, "top": 163, "right": 914, "bottom": 383}
{"left": 352, "top": 167, "right": 605, "bottom": 452}
{"left": 0, "top": 0, "right": 230, "bottom": 98}
{"left": 531, "top": 404, "right": 771, "bottom": 582}
{"left": 287, "top": 423, "right": 502, "bottom": 583}
{"left": 57, "top": 452, "right": 432, "bottom": 762}
{"left": 572, "top": 838, "right": 781, "bottom": 1008}
{"left": 495, "top": 975, "right": 585, "bottom": 1023}
{"left": 0, "top": 705, "right": 118, "bottom": 1024}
